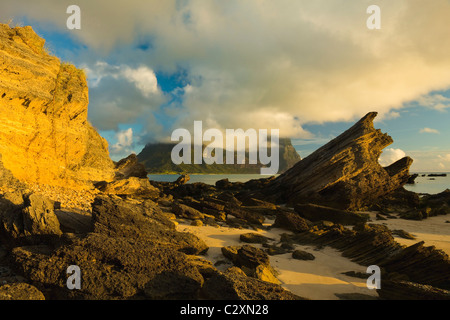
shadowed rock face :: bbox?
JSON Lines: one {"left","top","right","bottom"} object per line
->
{"left": 257, "top": 112, "right": 413, "bottom": 211}
{"left": 0, "top": 24, "right": 114, "bottom": 189}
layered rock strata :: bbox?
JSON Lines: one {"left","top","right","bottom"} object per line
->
{"left": 0, "top": 24, "right": 114, "bottom": 190}
{"left": 252, "top": 112, "right": 413, "bottom": 211}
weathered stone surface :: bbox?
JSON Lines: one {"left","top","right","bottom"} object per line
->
{"left": 224, "top": 206, "right": 265, "bottom": 225}
{"left": 8, "top": 194, "right": 210, "bottom": 299}
{"left": 294, "top": 203, "right": 369, "bottom": 226}
{"left": 0, "top": 283, "right": 45, "bottom": 300}
{"left": 92, "top": 195, "right": 208, "bottom": 255}
{"left": 0, "top": 24, "right": 114, "bottom": 190}
{"left": 235, "top": 245, "right": 271, "bottom": 270}
{"left": 202, "top": 270, "right": 304, "bottom": 300}
{"left": 221, "top": 246, "right": 240, "bottom": 263}
{"left": 172, "top": 203, "right": 205, "bottom": 220}
{"left": 379, "top": 241, "right": 450, "bottom": 290}
{"left": 0, "top": 191, "right": 24, "bottom": 239}
{"left": 392, "top": 229, "right": 416, "bottom": 240}
{"left": 290, "top": 223, "right": 404, "bottom": 266}
{"left": 114, "top": 154, "right": 148, "bottom": 180}
{"left": 96, "top": 177, "right": 160, "bottom": 199}
{"left": 273, "top": 208, "right": 310, "bottom": 233}
{"left": 11, "top": 235, "right": 205, "bottom": 300}
{"left": 377, "top": 280, "right": 450, "bottom": 300}
{"left": 240, "top": 233, "right": 272, "bottom": 244}
{"left": 221, "top": 245, "right": 280, "bottom": 284}
{"left": 22, "top": 193, "right": 61, "bottom": 236}
{"left": 175, "top": 175, "right": 190, "bottom": 186}
{"left": 292, "top": 250, "right": 315, "bottom": 261}
{"left": 251, "top": 112, "right": 413, "bottom": 211}
{"left": 0, "top": 192, "right": 63, "bottom": 240}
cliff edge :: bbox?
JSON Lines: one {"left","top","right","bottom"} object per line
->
{"left": 0, "top": 24, "right": 114, "bottom": 191}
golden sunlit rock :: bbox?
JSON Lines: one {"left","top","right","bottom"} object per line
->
{"left": 0, "top": 24, "right": 114, "bottom": 190}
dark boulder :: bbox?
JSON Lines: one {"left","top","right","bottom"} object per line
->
{"left": 292, "top": 250, "right": 315, "bottom": 261}
{"left": 273, "top": 209, "right": 310, "bottom": 233}
{"left": 202, "top": 270, "right": 305, "bottom": 300}
{"left": 0, "top": 283, "right": 45, "bottom": 300}
{"left": 22, "top": 193, "right": 61, "bottom": 237}
{"left": 240, "top": 233, "right": 272, "bottom": 244}
{"left": 377, "top": 280, "right": 450, "bottom": 300}
{"left": 174, "top": 174, "right": 190, "bottom": 186}
{"left": 114, "top": 153, "right": 148, "bottom": 180}
{"left": 294, "top": 203, "right": 369, "bottom": 226}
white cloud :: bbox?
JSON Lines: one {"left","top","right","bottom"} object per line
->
{"left": 4, "top": 0, "right": 450, "bottom": 138}
{"left": 379, "top": 148, "right": 407, "bottom": 167}
{"left": 122, "top": 66, "right": 159, "bottom": 97}
{"left": 111, "top": 128, "right": 134, "bottom": 156}
{"left": 84, "top": 62, "right": 166, "bottom": 131}
{"left": 84, "top": 62, "right": 160, "bottom": 97}
{"left": 416, "top": 93, "right": 450, "bottom": 112}
{"left": 420, "top": 127, "right": 440, "bottom": 134}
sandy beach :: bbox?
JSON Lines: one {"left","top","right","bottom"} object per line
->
{"left": 368, "top": 213, "right": 450, "bottom": 255}
{"left": 177, "top": 212, "right": 450, "bottom": 300}
{"left": 177, "top": 219, "right": 379, "bottom": 300}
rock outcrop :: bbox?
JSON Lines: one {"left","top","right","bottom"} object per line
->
{"left": 250, "top": 112, "right": 413, "bottom": 211}
{"left": 0, "top": 24, "right": 114, "bottom": 190}
{"left": 113, "top": 154, "right": 148, "bottom": 180}
{"left": 0, "top": 283, "right": 45, "bottom": 300}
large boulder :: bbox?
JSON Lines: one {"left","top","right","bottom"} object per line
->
{"left": 377, "top": 280, "right": 450, "bottom": 300}
{"left": 114, "top": 154, "right": 148, "bottom": 180}
{"left": 96, "top": 177, "right": 160, "bottom": 199}
{"left": 202, "top": 270, "right": 304, "bottom": 300}
{"left": 8, "top": 195, "right": 210, "bottom": 299}
{"left": 222, "top": 245, "right": 279, "bottom": 284}
{"left": 0, "top": 191, "right": 25, "bottom": 239}
{"left": 91, "top": 195, "right": 208, "bottom": 255}
{"left": 273, "top": 208, "right": 310, "bottom": 232}
{"left": 22, "top": 193, "right": 61, "bottom": 236}
{"left": 0, "top": 192, "right": 62, "bottom": 240}
{"left": 0, "top": 283, "right": 45, "bottom": 300}
{"left": 294, "top": 203, "right": 369, "bottom": 225}
{"left": 251, "top": 112, "right": 413, "bottom": 211}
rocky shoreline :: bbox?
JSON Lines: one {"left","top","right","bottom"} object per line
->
{"left": 0, "top": 137, "right": 449, "bottom": 300}
{"left": 0, "top": 23, "right": 449, "bottom": 301}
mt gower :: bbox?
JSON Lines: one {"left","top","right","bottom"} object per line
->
{"left": 137, "top": 138, "right": 302, "bottom": 174}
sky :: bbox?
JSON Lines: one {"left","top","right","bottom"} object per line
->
{"left": 1, "top": 0, "right": 450, "bottom": 172}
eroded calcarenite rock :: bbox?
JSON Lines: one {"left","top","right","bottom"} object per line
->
{"left": 377, "top": 280, "right": 450, "bottom": 300}
{"left": 0, "top": 283, "right": 45, "bottom": 300}
{"left": 250, "top": 112, "right": 413, "bottom": 211}
{"left": 0, "top": 24, "right": 114, "bottom": 190}
{"left": 202, "top": 269, "right": 304, "bottom": 300}
{"left": 113, "top": 154, "right": 148, "bottom": 180}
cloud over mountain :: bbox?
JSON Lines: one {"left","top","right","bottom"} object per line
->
{"left": 4, "top": 0, "right": 450, "bottom": 140}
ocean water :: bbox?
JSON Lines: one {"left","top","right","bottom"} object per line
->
{"left": 148, "top": 174, "right": 269, "bottom": 185}
{"left": 149, "top": 172, "right": 450, "bottom": 195}
{"left": 403, "top": 173, "right": 450, "bottom": 195}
